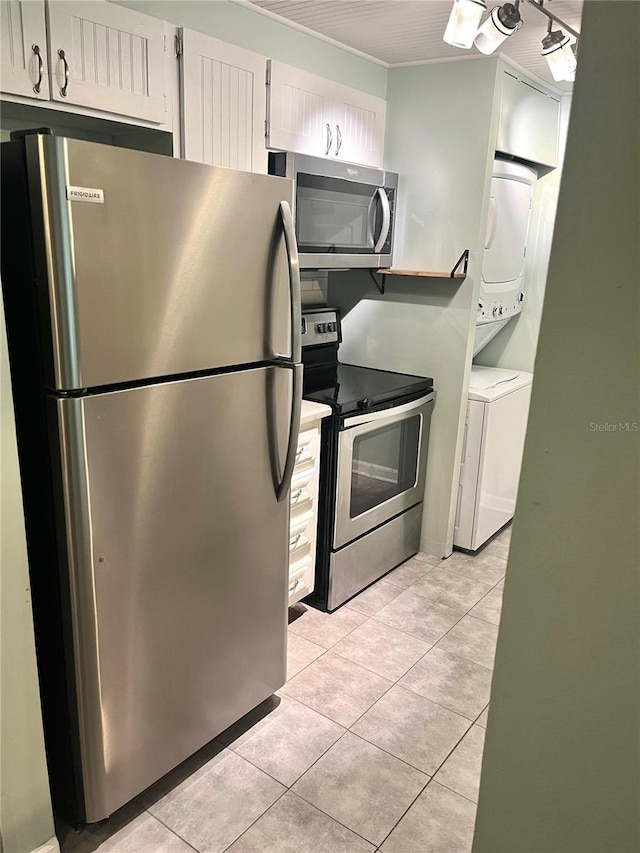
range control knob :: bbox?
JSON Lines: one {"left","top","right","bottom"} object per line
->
{"left": 315, "top": 322, "right": 326, "bottom": 333}
{"left": 498, "top": 305, "right": 505, "bottom": 316}
{"left": 327, "top": 321, "right": 337, "bottom": 333}
{"left": 492, "top": 306, "right": 500, "bottom": 317}
{"left": 478, "top": 299, "right": 484, "bottom": 310}
{"left": 519, "top": 291, "right": 525, "bottom": 303}
{"left": 357, "top": 397, "right": 373, "bottom": 410}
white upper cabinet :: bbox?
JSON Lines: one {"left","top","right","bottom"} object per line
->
{"left": 267, "top": 60, "right": 386, "bottom": 167}
{"left": 46, "top": 0, "right": 166, "bottom": 123}
{"left": 181, "top": 29, "right": 267, "bottom": 173}
{"left": 497, "top": 70, "right": 560, "bottom": 168}
{"left": 0, "top": 0, "right": 49, "bottom": 100}
{"left": 331, "top": 82, "right": 386, "bottom": 168}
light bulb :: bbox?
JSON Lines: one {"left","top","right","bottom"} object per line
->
{"left": 542, "top": 29, "right": 575, "bottom": 82}
{"left": 474, "top": 3, "right": 522, "bottom": 55}
{"left": 444, "top": 0, "right": 487, "bottom": 49}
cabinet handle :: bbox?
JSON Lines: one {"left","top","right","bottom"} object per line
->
{"left": 58, "top": 49, "right": 69, "bottom": 97}
{"left": 32, "top": 44, "right": 44, "bottom": 94}
{"left": 291, "top": 489, "right": 303, "bottom": 505}
{"left": 288, "top": 578, "right": 300, "bottom": 594}
{"left": 290, "top": 532, "right": 302, "bottom": 550}
{"left": 325, "top": 123, "right": 333, "bottom": 156}
{"left": 335, "top": 124, "right": 342, "bottom": 155}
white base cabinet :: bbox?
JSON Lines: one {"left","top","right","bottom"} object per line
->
{"left": 267, "top": 60, "right": 386, "bottom": 168}
{"left": 288, "top": 402, "right": 331, "bottom": 606}
{"left": 181, "top": 29, "right": 267, "bottom": 173}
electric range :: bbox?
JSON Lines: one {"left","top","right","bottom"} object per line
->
{"left": 301, "top": 308, "right": 435, "bottom": 612}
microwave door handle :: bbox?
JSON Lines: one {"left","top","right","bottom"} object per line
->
{"left": 277, "top": 363, "right": 303, "bottom": 501}
{"left": 278, "top": 200, "right": 302, "bottom": 364}
{"left": 374, "top": 188, "right": 391, "bottom": 253}
{"left": 366, "top": 193, "right": 377, "bottom": 248}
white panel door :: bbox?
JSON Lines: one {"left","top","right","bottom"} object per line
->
{"left": 332, "top": 83, "right": 386, "bottom": 167}
{"left": 182, "top": 30, "right": 267, "bottom": 173}
{"left": 46, "top": 0, "right": 166, "bottom": 123}
{"left": 475, "top": 385, "right": 531, "bottom": 547}
{"left": 483, "top": 175, "right": 534, "bottom": 285}
{"left": 0, "top": 0, "right": 49, "bottom": 99}
{"left": 497, "top": 71, "right": 560, "bottom": 167}
{"left": 267, "top": 60, "right": 334, "bottom": 158}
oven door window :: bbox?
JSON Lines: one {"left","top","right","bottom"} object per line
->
{"left": 350, "top": 415, "right": 421, "bottom": 518}
{"left": 296, "top": 173, "right": 384, "bottom": 254}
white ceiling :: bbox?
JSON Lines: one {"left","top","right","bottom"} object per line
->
{"left": 247, "top": 0, "right": 583, "bottom": 90}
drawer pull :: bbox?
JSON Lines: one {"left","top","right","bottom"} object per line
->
{"left": 290, "top": 532, "right": 302, "bottom": 550}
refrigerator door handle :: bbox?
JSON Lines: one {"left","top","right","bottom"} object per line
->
{"left": 276, "top": 362, "right": 303, "bottom": 502}
{"left": 279, "top": 200, "right": 302, "bottom": 364}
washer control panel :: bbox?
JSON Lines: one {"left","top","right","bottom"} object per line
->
{"left": 477, "top": 292, "right": 525, "bottom": 323}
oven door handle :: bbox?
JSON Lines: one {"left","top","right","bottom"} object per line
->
{"left": 373, "top": 188, "right": 391, "bottom": 254}
{"left": 343, "top": 391, "right": 435, "bottom": 429}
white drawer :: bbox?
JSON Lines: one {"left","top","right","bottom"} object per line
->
{"left": 297, "top": 428, "right": 316, "bottom": 448}
{"left": 291, "top": 467, "right": 314, "bottom": 493}
{"left": 290, "top": 507, "right": 314, "bottom": 537}
{"left": 288, "top": 553, "right": 313, "bottom": 602}
{"left": 289, "top": 533, "right": 310, "bottom": 561}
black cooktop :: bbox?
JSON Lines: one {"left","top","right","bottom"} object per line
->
{"left": 303, "top": 363, "right": 433, "bottom": 415}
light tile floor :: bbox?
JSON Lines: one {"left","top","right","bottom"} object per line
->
{"left": 66, "top": 526, "right": 509, "bottom": 853}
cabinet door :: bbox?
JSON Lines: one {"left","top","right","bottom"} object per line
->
{"left": 267, "top": 60, "right": 334, "bottom": 158}
{"left": 497, "top": 71, "right": 560, "bottom": 167}
{"left": 332, "top": 84, "right": 386, "bottom": 167}
{"left": 46, "top": 0, "right": 166, "bottom": 123}
{"left": 182, "top": 29, "right": 267, "bottom": 173}
{"left": 0, "top": 0, "right": 49, "bottom": 99}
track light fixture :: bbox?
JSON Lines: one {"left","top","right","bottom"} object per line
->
{"left": 541, "top": 21, "right": 577, "bottom": 82}
{"left": 443, "top": 0, "right": 487, "bottom": 49}
{"left": 443, "top": 0, "right": 579, "bottom": 81}
{"left": 474, "top": 2, "right": 523, "bottom": 55}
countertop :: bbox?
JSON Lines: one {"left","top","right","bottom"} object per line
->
{"left": 300, "top": 400, "right": 332, "bottom": 426}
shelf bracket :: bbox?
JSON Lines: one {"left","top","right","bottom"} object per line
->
{"left": 368, "top": 268, "right": 386, "bottom": 295}
{"left": 451, "top": 249, "right": 469, "bottom": 278}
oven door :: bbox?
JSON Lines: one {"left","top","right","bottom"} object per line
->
{"left": 334, "top": 393, "right": 434, "bottom": 550}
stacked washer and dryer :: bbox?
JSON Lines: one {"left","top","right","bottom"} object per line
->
{"left": 454, "top": 158, "right": 537, "bottom": 551}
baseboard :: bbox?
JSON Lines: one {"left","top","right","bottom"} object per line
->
{"left": 32, "top": 837, "right": 60, "bottom": 853}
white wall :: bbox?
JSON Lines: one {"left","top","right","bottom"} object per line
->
{"left": 331, "top": 57, "right": 501, "bottom": 557}
{"left": 477, "top": 95, "right": 572, "bottom": 372}
{"left": 473, "top": 2, "right": 640, "bottom": 850}
{"left": 110, "top": 0, "right": 388, "bottom": 97}
{"left": 0, "top": 300, "right": 58, "bottom": 853}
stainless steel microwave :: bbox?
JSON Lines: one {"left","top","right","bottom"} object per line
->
{"left": 269, "top": 152, "right": 398, "bottom": 270}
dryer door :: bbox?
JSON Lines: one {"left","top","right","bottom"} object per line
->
{"left": 483, "top": 175, "right": 534, "bottom": 287}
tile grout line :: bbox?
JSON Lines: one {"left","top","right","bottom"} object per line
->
{"left": 146, "top": 810, "right": 209, "bottom": 853}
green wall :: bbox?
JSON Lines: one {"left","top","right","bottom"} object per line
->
{"left": 110, "top": 0, "right": 388, "bottom": 97}
{"left": 1, "top": 299, "right": 57, "bottom": 853}
{"left": 332, "top": 57, "right": 500, "bottom": 558}
{"left": 473, "top": 2, "right": 640, "bottom": 850}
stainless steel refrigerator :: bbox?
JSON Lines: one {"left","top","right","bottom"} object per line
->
{"left": 1, "top": 132, "right": 302, "bottom": 823}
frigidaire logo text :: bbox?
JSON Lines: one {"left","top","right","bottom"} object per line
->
{"left": 66, "top": 186, "right": 105, "bottom": 204}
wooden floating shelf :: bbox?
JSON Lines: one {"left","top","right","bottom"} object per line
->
{"left": 376, "top": 269, "right": 465, "bottom": 279}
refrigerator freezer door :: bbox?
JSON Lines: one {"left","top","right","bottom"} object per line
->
{"left": 26, "top": 135, "right": 294, "bottom": 390}
{"left": 54, "top": 366, "right": 291, "bottom": 821}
